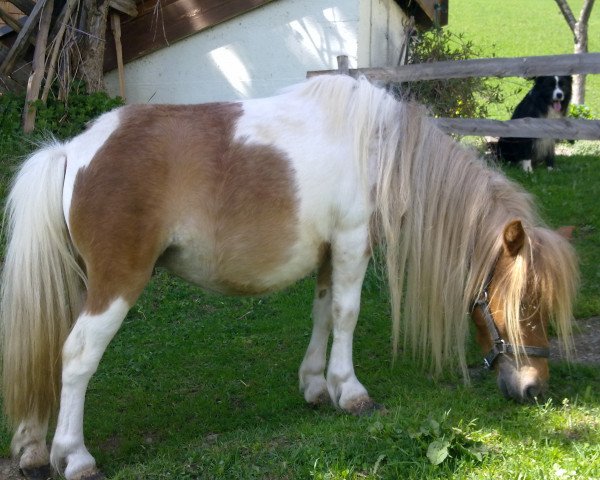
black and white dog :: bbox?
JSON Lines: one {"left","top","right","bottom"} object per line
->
{"left": 497, "top": 76, "right": 572, "bottom": 171}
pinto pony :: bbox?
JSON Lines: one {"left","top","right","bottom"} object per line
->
{"left": 1, "top": 76, "right": 577, "bottom": 479}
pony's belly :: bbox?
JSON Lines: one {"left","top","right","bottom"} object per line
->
{"left": 159, "top": 237, "right": 322, "bottom": 296}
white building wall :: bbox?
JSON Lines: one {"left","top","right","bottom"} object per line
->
{"left": 362, "top": 0, "right": 408, "bottom": 67}
{"left": 105, "top": 0, "right": 407, "bottom": 104}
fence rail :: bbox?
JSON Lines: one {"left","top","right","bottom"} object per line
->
{"left": 307, "top": 53, "right": 600, "bottom": 139}
{"left": 432, "top": 117, "right": 600, "bottom": 140}
{"left": 307, "top": 53, "right": 600, "bottom": 82}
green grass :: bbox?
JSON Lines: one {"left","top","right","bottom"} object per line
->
{"left": 449, "top": 0, "right": 600, "bottom": 118}
{"left": 0, "top": 142, "right": 598, "bottom": 478}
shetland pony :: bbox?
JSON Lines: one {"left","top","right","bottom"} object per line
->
{"left": 1, "top": 75, "right": 578, "bottom": 480}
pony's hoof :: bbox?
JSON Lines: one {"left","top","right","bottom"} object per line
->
{"left": 72, "top": 468, "right": 105, "bottom": 480}
{"left": 345, "top": 396, "right": 387, "bottom": 416}
{"left": 20, "top": 464, "right": 53, "bottom": 480}
{"left": 308, "top": 391, "right": 332, "bottom": 408}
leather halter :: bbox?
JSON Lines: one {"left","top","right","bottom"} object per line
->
{"left": 472, "top": 278, "right": 550, "bottom": 370}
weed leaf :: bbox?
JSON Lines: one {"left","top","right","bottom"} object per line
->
{"left": 427, "top": 439, "right": 450, "bottom": 465}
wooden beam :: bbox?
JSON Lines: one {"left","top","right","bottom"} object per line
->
{"left": 5, "top": 0, "right": 36, "bottom": 15}
{"left": 0, "top": 0, "right": 48, "bottom": 75}
{"left": 395, "top": 0, "right": 448, "bottom": 28}
{"left": 109, "top": 0, "right": 138, "bottom": 17}
{"left": 23, "top": 0, "right": 54, "bottom": 132}
{"left": 0, "top": 43, "right": 29, "bottom": 88}
{"left": 111, "top": 11, "right": 126, "bottom": 99}
{"left": 432, "top": 118, "right": 600, "bottom": 140}
{"left": 307, "top": 53, "right": 600, "bottom": 82}
{"left": 0, "top": 6, "right": 29, "bottom": 37}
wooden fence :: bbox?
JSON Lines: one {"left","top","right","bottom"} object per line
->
{"left": 307, "top": 53, "right": 600, "bottom": 140}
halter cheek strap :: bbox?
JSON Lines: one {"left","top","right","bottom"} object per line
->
{"left": 472, "top": 287, "right": 550, "bottom": 370}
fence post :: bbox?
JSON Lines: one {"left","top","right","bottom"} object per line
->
{"left": 337, "top": 55, "right": 349, "bottom": 75}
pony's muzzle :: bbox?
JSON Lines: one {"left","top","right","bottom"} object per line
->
{"left": 496, "top": 357, "right": 548, "bottom": 403}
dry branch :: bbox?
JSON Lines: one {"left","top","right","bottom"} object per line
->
{"left": 41, "top": 0, "right": 79, "bottom": 102}
{"left": 307, "top": 53, "right": 600, "bottom": 82}
{"left": 432, "top": 118, "right": 600, "bottom": 140}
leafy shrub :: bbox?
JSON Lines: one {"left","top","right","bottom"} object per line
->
{"left": 0, "top": 93, "right": 24, "bottom": 144}
{"left": 569, "top": 103, "right": 595, "bottom": 120}
{"left": 389, "top": 29, "right": 505, "bottom": 118}
{"left": 1, "top": 84, "right": 123, "bottom": 153}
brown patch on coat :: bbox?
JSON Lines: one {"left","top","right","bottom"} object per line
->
{"left": 69, "top": 103, "right": 298, "bottom": 313}
{"left": 316, "top": 242, "right": 332, "bottom": 294}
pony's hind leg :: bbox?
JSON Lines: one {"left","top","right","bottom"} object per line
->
{"left": 299, "top": 247, "right": 333, "bottom": 406}
{"left": 50, "top": 296, "right": 131, "bottom": 480}
{"left": 326, "top": 227, "right": 374, "bottom": 415}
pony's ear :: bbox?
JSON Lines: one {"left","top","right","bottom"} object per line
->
{"left": 503, "top": 220, "right": 526, "bottom": 257}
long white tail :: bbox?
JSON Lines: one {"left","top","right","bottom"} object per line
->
{"left": 1, "top": 143, "right": 85, "bottom": 426}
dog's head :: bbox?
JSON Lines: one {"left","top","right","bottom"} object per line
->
{"left": 534, "top": 76, "right": 572, "bottom": 114}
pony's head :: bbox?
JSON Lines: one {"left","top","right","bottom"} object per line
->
{"left": 471, "top": 220, "right": 578, "bottom": 402}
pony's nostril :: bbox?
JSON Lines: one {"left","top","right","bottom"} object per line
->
{"left": 524, "top": 384, "right": 542, "bottom": 401}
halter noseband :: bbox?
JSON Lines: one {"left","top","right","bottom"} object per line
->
{"left": 472, "top": 278, "right": 550, "bottom": 370}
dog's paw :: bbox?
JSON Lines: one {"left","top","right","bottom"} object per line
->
{"left": 520, "top": 160, "right": 533, "bottom": 173}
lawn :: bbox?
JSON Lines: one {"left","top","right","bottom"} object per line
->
{"left": 449, "top": 0, "right": 600, "bottom": 118}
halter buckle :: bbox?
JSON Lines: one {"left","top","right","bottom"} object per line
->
{"left": 494, "top": 338, "right": 507, "bottom": 355}
{"left": 483, "top": 339, "right": 507, "bottom": 369}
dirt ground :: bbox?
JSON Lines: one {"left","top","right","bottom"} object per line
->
{"left": 0, "top": 458, "right": 29, "bottom": 480}
{"left": 1, "top": 318, "right": 599, "bottom": 480}
{"left": 550, "top": 316, "right": 600, "bottom": 364}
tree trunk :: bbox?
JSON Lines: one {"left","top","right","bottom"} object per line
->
{"left": 78, "top": 0, "right": 110, "bottom": 92}
{"left": 572, "top": 19, "right": 588, "bottom": 104}
{"left": 554, "top": 0, "right": 595, "bottom": 105}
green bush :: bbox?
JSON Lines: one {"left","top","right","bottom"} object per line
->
{"left": 569, "top": 103, "right": 595, "bottom": 120}
{"left": 1, "top": 85, "right": 123, "bottom": 155}
{"left": 389, "top": 29, "right": 505, "bottom": 118}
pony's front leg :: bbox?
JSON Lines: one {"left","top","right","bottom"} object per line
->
{"left": 327, "top": 228, "right": 374, "bottom": 415}
{"left": 299, "top": 249, "right": 333, "bottom": 406}
{"left": 50, "top": 298, "right": 130, "bottom": 480}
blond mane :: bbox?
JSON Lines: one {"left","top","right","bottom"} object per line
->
{"left": 299, "top": 75, "right": 578, "bottom": 376}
